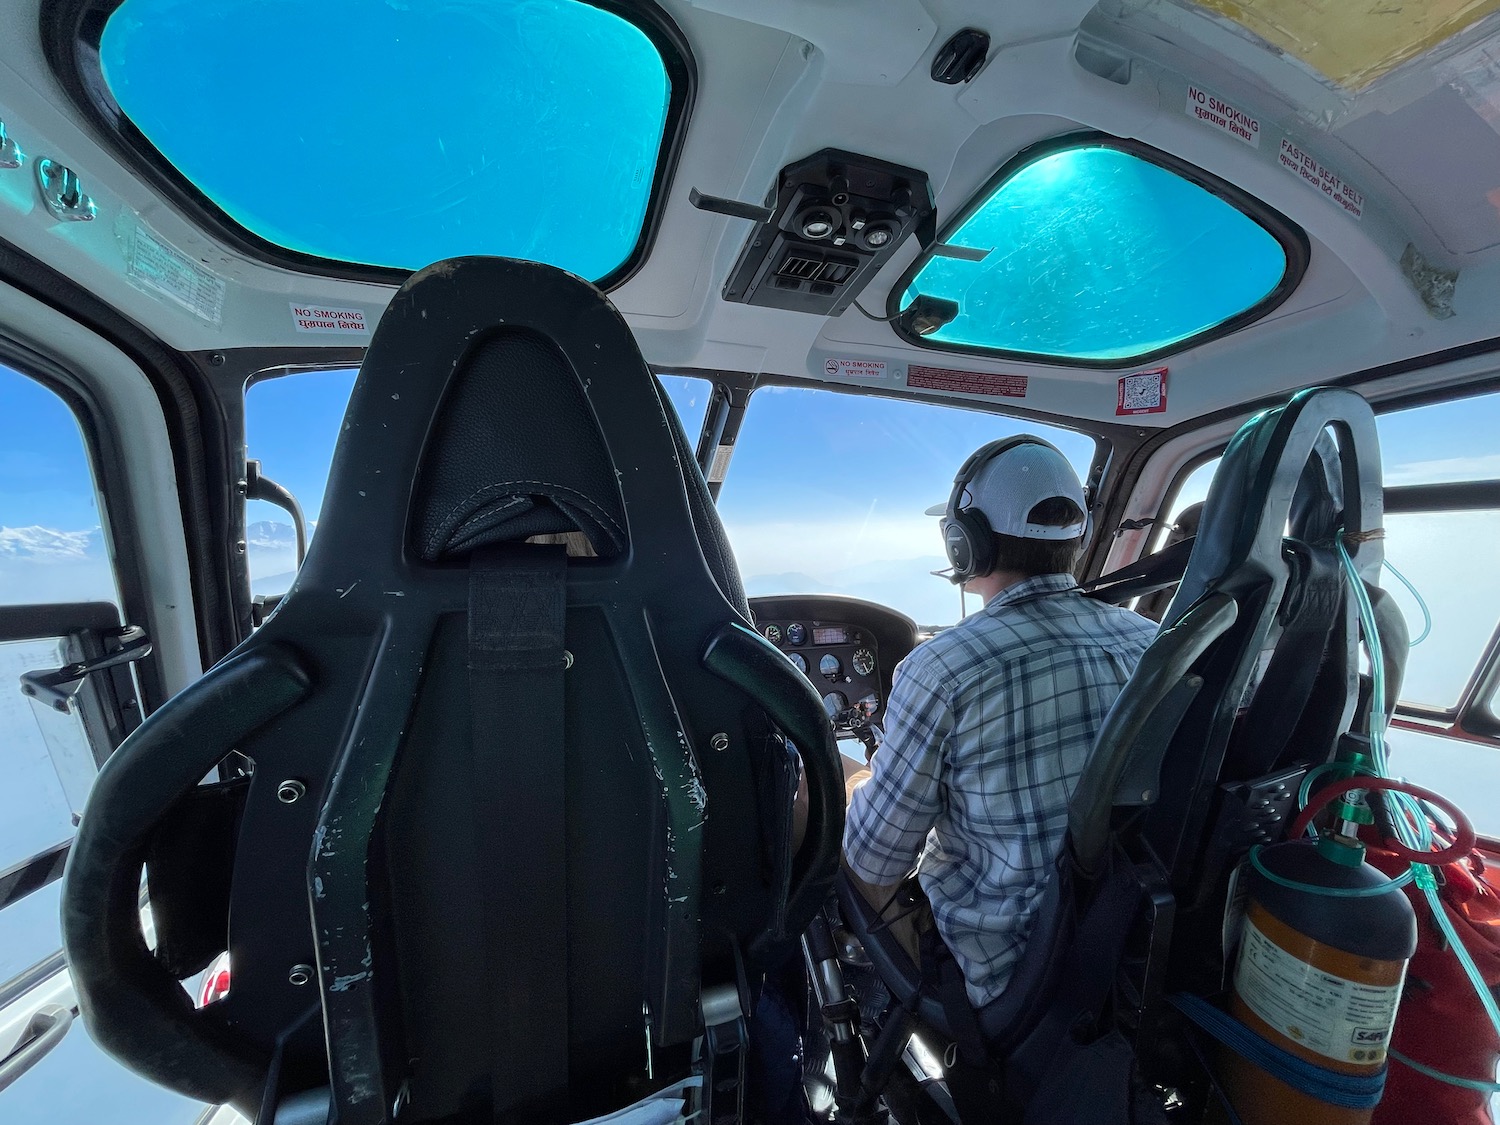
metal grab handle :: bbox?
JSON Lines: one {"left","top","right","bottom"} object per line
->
{"left": 0, "top": 1004, "right": 73, "bottom": 1093}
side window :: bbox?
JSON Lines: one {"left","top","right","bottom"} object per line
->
{"left": 658, "top": 374, "right": 712, "bottom": 439}
{"left": 244, "top": 368, "right": 358, "bottom": 596}
{"left": 1164, "top": 458, "right": 1216, "bottom": 530}
{"left": 1378, "top": 392, "right": 1500, "bottom": 836}
{"left": 245, "top": 369, "right": 713, "bottom": 597}
{"left": 0, "top": 371, "right": 116, "bottom": 606}
{"left": 0, "top": 366, "right": 116, "bottom": 976}
{"left": 0, "top": 364, "right": 223, "bottom": 1122}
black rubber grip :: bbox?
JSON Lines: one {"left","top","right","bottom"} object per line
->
{"left": 61, "top": 644, "right": 312, "bottom": 1110}
{"left": 702, "top": 621, "right": 843, "bottom": 951}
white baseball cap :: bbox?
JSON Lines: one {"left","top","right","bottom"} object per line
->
{"left": 925, "top": 440, "right": 1088, "bottom": 540}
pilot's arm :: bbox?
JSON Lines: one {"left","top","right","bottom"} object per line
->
{"left": 843, "top": 654, "right": 952, "bottom": 888}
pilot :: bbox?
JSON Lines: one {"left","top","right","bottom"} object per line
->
{"left": 842, "top": 436, "right": 1157, "bottom": 1014}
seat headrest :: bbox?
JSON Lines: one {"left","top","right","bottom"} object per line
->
{"left": 1164, "top": 387, "right": 1382, "bottom": 620}
{"left": 412, "top": 329, "right": 626, "bottom": 561}
{"left": 296, "top": 256, "right": 742, "bottom": 613}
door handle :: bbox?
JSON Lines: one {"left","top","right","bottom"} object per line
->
{"left": 0, "top": 1005, "right": 73, "bottom": 1093}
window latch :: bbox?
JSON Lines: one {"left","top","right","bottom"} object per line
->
{"left": 19, "top": 626, "right": 152, "bottom": 714}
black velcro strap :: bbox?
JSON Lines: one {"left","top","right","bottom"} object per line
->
{"left": 1234, "top": 547, "right": 1343, "bottom": 775}
{"left": 1080, "top": 537, "right": 1195, "bottom": 605}
{"left": 468, "top": 544, "right": 569, "bottom": 1117}
{"left": 1012, "top": 866, "right": 1142, "bottom": 1100}
{"left": 1050, "top": 868, "right": 1140, "bottom": 1023}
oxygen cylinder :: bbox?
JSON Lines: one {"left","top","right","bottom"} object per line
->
{"left": 1222, "top": 836, "right": 1418, "bottom": 1125}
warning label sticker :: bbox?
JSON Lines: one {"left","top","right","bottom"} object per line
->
{"left": 824, "top": 357, "right": 887, "bottom": 380}
{"left": 290, "top": 303, "right": 371, "bottom": 335}
{"left": 1117, "top": 368, "right": 1168, "bottom": 416}
{"left": 907, "top": 364, "right": 1027, "bottom": 398}
{"left": 1235, "top": 917, "right": 1403, "bottom": 1064}
{"left": 1278, "top": 139, "right": 1365, "bottom": 220}
{"left": 1185, "top": 86, "right": 1261, "bottom": 148}
{"left": 125, "top": 224, "right": 226, "bottom": 325}
{"left": 707, "top": 444, "right": 733, "bottom": 483}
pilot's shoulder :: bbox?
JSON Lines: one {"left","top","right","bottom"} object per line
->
{"left": 897, "top": 614, "right": 1001, "bottom": 683}
{"left": 1084, "top": 599, "right": 1160, "bottom": 644}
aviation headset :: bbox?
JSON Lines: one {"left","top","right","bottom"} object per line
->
{"left": 941, "top": 434, "right": 1091, "bottom": 582}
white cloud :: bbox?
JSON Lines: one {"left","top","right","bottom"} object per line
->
{"left": 1384, "top": 454, "right": 1500, "bottom": 486}
{"left": 726, "top": 515, "right": 965, "bottom": 625}
{"left": 0, "top": 525, "right": 101, "bottom": 560}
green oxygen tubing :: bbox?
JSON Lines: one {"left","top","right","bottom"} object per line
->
{"left": 1303, "top": 536, "right": 1500, "bottom": 1092}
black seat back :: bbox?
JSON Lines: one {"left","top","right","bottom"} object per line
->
{"left": 1058, "top": 387, "right": 1382, "bottom": 1032}
{"left": 62, "top": 258, "right": 844, "bottom": 1123}
{"left": 1139, "top": 392, "right": 1380, "bottom": 895}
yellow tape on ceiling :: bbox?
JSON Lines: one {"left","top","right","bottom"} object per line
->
{"left": 1196, "top": 0, "right": 1500, "bottom": 89}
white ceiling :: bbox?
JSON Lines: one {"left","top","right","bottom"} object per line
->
{"left": 3, "top": 0, "right": 1500, "bottom": 432}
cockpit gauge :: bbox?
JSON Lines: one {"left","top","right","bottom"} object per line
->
{"left": 819, "top": 653, "right": 842, "bottom": 680}
{"left": 763, "top": 623, "right": 782, "bottom": 644}
{"left": 787, "top": 652, "right": 808, "bottom": 674}
{"left": 858, "top": 693, "right": 880, "bottom": 717}
{"left": 787, "top": 622, "right": 807, "bottom": 646}
{"left": 851, "top": 648, "right": 875, "bottom": 677}
{"left": 822, "top": 691, "right": 848, "bottom": 718}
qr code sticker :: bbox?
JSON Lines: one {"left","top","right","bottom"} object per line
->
{"left": 1117, "top": 368, "right": 1168, "bottom": 415}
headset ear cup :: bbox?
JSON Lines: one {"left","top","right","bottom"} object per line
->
{"left": 942, "top": 517, "right": 971, "bottom": 576}
{"left": 963, "top": 509, "right": 994, "bottom": 577}
{"left": 945, "top": 509, "right": 993, "bottom": 580}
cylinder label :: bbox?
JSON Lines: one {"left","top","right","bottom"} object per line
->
{"left": 1234, "top": 916, "right": 1404, "bottom": 1064}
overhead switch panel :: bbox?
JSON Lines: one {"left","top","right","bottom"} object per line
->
{"left": 722, "top": 149, "right": 935, "bottom": 316}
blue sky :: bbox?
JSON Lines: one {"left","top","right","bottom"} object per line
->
{"left": 245, "top": 368, "right": 360, "bottom": 520}
{"left": 0, "top": 367, "right": 100, "bottom": 528}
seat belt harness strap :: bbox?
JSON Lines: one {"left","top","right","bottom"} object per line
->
{"left": 469, "top": 544, "right": 571, "bottom": 1116}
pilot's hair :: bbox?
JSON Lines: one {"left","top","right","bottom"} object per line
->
{"left": 989, "top": 496, "right": 1085, "bottom": 578}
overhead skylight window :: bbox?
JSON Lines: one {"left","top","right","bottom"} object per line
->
{"left": 89, "top": 0, "right": 684, "bottom": 282}
{"left": 895, "top": 138, "right": 1303, "bottom": 365}
{"left": 1193, "top": 0, "right": 1500, "bottom": 90}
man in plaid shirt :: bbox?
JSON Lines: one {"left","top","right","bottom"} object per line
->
{"left": 844, "top": 438, "right": 1157, "bottom": 1007}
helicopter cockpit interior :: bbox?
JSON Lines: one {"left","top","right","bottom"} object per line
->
{"left": 3, "top": 2, "right": 1500, "bottom": 1125}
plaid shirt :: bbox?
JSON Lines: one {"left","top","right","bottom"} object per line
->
{"left": 844, "top": 573, "right": 1157, "bottom": 1006}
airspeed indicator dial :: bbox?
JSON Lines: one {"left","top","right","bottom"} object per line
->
{"left": 852, "top": 648, "right": 875, "bottom": 676}
{"left": 763, "top": 624, "right": 782, "bottom": 644}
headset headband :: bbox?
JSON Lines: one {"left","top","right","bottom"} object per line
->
{"left": 945, "top": 434, "right": 1069, "bottom": 522}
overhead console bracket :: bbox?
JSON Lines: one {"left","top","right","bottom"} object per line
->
{"left": 720, "top": 149, "right": 935, "bottom": 317}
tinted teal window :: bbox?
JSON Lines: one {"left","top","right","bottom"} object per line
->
{"left": 900, "top": 142, "right": 1293, "bottom": 363}
{"left": 99, "top": 0, "right": 674, "bottom": 279}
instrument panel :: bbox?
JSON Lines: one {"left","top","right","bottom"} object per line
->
{"left": 748, "top": 595, "right": 920, "bottom": 733}
{"left": 758, "top": 618, "right": 882, "bottom": 722}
